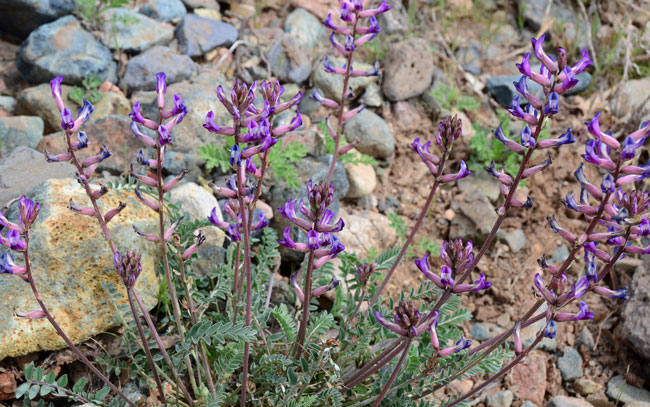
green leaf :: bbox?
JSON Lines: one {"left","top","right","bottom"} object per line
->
{"left": 56, "top": 374, "right": 68, "bottom": 388}
{"left": 40, "top": 385, "right": 54, "bottom": 397}
{"left": 272, "top": 304, "right": 297, "bottom": 342}
{"left": 72, "top": 377, "right": 87, "bottom": 393}
{"left": 24, "top": 363, "right": 34, "bottom": 380}
{"left": 15, "top": 383, "right": 30, "bottom": 399}
{"left": 28, "top": 384, "right": 40, "bottom": 400}
{"left": 68, "top": 87, "right": 85, "bottom": 106}
{"left": 94, "top": 386, "right": 111, "bottom": 401}
{"left": 287, "top": 367, "right": 298, "bottom": 386}
{"left": 33, "top": 367, "right": 44, "bottom": 382}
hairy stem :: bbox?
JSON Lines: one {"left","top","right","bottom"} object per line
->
{"left": 371, "top": 338, "right": 412, "bottom": 407}
{"left": 344, "top": 339, "right": 406, "bottom": 389}
{"left": 293, "top": 251, "right": 316, "bottom": 358}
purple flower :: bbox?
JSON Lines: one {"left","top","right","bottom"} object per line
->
{"left": 520, "top": 126, "right": 535, "bottom": 148}
{"left": 601, "top": 174, "right": 616, "bottom": 194}
{"left": 307, "top": 230, "right": 319, "bottom": 250}
{"left": 279, "top": 227, "right": 297, "bottom": 249}
{"left": 544, "top": 320, "right": 557, "bottom": 338}
{"left": 537, "top": 128, "right": 575, "bottom": 148}
{"left": 544, "top": 92, "right": 559, "bottom": 115}
{"left": 208, "top": 207, "right": 227, "bottom": 229}
{"left": 373, "top": 309, "right": 408, "bottom": 336}
{"left": 229, "top": 144, "right": 241, "bottom": 167}
{"left": 8, "top": 230, "right": 26, "bottom": 251}
{"left": 531, "top": 34, "right": 557, "bottom": 73}
{"left": 574, "top": 301, "right": 594, "bottom": 321}
{"left": 203, "top": 111, "right": 221, "bottom": 133}
{"left": 50, "top": 75, "right": 65, "bottom": 111}
{"left": 358, "top": 0, "right": 392, "bottom": 18}
{"left": 593, "top": 285, "right": 629, "bottom": 300}
{"left": 226, "top": 224, "right": 241, "bottom": 242}
{"left": 621, "top": 136, "right": 637, "bottom": 161}
{"left": 158, "top": 125, "right": 172, "bottom": 146}
{"left": 156, "top": 72, "right": 167, "bottom": 109}
{"left": 76, "top": 132, "right": 89, "bottom": 150}
{"left": 18, "top": 195, "right": 40, "bottom": 228}
{"left": 494, "top": 123, "right": 525, "bottom": 154}
{"left": 76, "top": 99, "right": 94, "bottom": 124}
{"left": 130, "top": 101, "right": 145, "bottom": 124}
{"left": 438, "top": 335, "right": 472, "bottom": 357}
{"left": 344, "top": 34, "right": 355, "bottom": 52}
{"left": 340, "top": 2, "right": 352, "bottom": 22}
{"left": 60, "top": 108, "right": 74, "bottom": 130}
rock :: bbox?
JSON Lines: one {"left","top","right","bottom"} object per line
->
{"left": 487, "top": 72, "right": 591, "bottom": 108}
{"left": 267, "top": 34, "right": 312, "bottom": 84}
{"left": 17, "top": 16, "right": 117, "bottom": 85}
{"left": 606, "top": 376, "right": 650, "bottom": 404}
{"left": 457, "top": 172, "right": 500, "bottom": 202}
{"left": 16, "top": 83, "right": 75, "bottom": 132}
{"left": 175, "top": 14, "right": 237, "bottom": 57}
{"left": 498, "top": 229, "right": 527, "bottom": 253}
{"left": 343, "top": 109, "right": 394, "bottom": 159}
{"left": 550, "top": 245, "right": 570, "bottom": 264}
{"left": 92, "top": 91, "right": 132, "bottom": 118}
{"left": 284, "top": 8, "right": 327, "bottom": 49}
{"left": 191, "top": 226, "right": 226, "bottom": 276}
{"left": 0, "top": 147, "right": 75, "bottom": 207}
{"left": 487, "top": 390, "right": 514, "bottom": 407}
{"left": 38, "top": 115, "right": 143, "bottom": 175}
{"left": 575, "top": 379, "right": 603, "bottom": 397}
{"left": 169, "top": 182, "right": 218, "bottom": 221}
{"left": 337, "top": 207, "right": 396, "bottom": 259}
{"left": 0, "top": 116, "right": 44, "bottom": 155}
{"left": 140, "top": 0, "right": 187, "bottom": 22}
{"left": 451, "top": 190, "right": 497, "bottom": 241}
{"left": 510, "top": 351, "right": 547, "bottom": 406}
{"left": 557, "top": 347, "right": 584, "bottom": 381}
{"left": 470, "top": 322, "right": 494, "bottom": 341}
{"left": 0, "top": 96, "right": 16, "bottom": 113}
{"left": 299, "top": 88, "right": 324, "bottom": 116}
{"left": 576, "top": 327, "right": 595, "bottom": 352}
{"left": 0, "top": 0, "right": 75, "bottom": 38}
{"left": 181, "top": 0, "right": 218, "bottom": 9}
{"left": 547, "top": 396, "right": 594, "bottom": 407}
{"left": 122, "top": 46, "right": 197, "bottom": 92}
{"left": 519, "top": 0, "right": 588, "bottom": 48}
{"left": 357, "top": 194, "right": 378, "bottom": 210}
{"left": 625, "top": 403, "right": 650, "bottom": 407}
{"left": 523, "top": 402, "right": 538, "bottom": 407}
{"left": 610, "top": 78, "right": 650, "bottom": 119}
{"left": 361, "top": 83, "right": 383, "bottom": 107}
{"left": 382, "top": 38, "right": 435, "bottom": 101}
{"left": 0, "top": 371, "right": 16, "bottom": 401}
{"left": 456, "top": 43, "right": 482, "bottom": 75}
{"left": 0, "top": 178, "right": 160, "bottom": 360}
{"left": 312, "top": 57, "right": 378, "bottom": 101}
{"left": 344, "top": 151, "right": 377, "bottom": 199}
{"left": 193, "top": 7, "right": 221, "bottom": 20}
{"left": 377, "top": 0, "right": 408, "bottom": 34}
{"left": 98, "top": 8, "right": 174, "bottom": 53}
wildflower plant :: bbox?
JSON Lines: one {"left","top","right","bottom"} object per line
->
{"left": 4, "top": 1, "right": 650, "bottom": 407}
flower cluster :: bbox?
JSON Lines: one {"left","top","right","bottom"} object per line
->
{"left": 0, "top": 196, "right": 42, "bottom": 316}
{"left": 205, "top": 79, "right": 301, "bottom": 240}
{"left": 113, "top": 250, "right": 142, "bottom": 289}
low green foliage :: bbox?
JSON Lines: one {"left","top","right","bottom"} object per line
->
{"left": 69, "top": 74, "right": 103, "bottom": 106}
{"left": 468, "top": 111, "right": 522, "bottom": 177}
{"left": 322, "top": 122, "right": 377, "bottom": 166}
{"left": 76, "top": 0, "right": 128, "bottom": 25}
{"left": 430, "top": 83, "right": 481, "bottom": 112}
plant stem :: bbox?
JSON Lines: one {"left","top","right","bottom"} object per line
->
{"left": 350, "top": 289, "right": 366, "bottom": 320}
{"left": 325, "top": 21, "right": 358, "bottom": 186}
{"left": 132, "top": 290, "right": 195, "bottom": 401}
{"left": 370, "top": 153, "right": 446, "bottom": 307}
{"left": 127, "top": 289, "right": 167, "bottom": 406}
{"left": 344, "top": 339, "right": 406, "bottom": 389}
{"left": 21, "top": 235, "right": 138, "bottom": 407}
{"left": 293, "top": 251, "right": 316, "bottom": 358}
{"left": 371, "top": 338, "right": 412, "bottom": 407}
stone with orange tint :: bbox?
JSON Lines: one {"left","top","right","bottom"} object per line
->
{"left": 0, "top": 178, "right": 160, "bottom": 361}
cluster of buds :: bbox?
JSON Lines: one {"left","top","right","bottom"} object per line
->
{"left": 313, "top": 0, "right": 391, "bottom": 154}
{"left": 356, "top": 262, "right": 376, "bottom": 287}
{"left": 130, "top": 73, "right": 190, "bottom": 251}
{"left": 485, "top": 36, "right": 592, "bottom": 208}
{"left": 415, "top": 239, "right": 491, "bottom": 294}
{"left": 0, "top": 196, "right": 43, "bottom": 317}
{"left": 534, "top": 115, "right": 650, "bottom": 338}
{"left": 47, "top": 76, "right": 126, "bottom": 225}
{"left": 205, "top": 80, "right": 302, "bottom": 240}
{"left": 278, "top": 181, "right": 346, "bottom": 270}
{"left": 114, "top": 250, "right": 143, "bottom": 289}
{"left": 412, "top": 116, "right": 471, "bottom": 181}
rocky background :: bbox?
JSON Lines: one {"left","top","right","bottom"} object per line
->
{"left": 1, "top": 0, "right": 650, "bottom": 406}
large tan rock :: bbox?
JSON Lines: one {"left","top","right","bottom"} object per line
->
{"left": 0, "top": 179, "right": 160, "bottom": 360}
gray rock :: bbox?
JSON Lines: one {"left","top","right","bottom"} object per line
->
{"left": 606, "top": 376, "right": 650, "bottom": 404}
{"left": 456, "top": 43, "right": 482, "bottom": 75}
{"left": 518, "top": 0, "right": 588, "bottom": 49}
{"left": 343, "top": 109, "right": 394, "bottom": 159}
{"left": 377, "top": 0, "right": 408, "bottom": 34}
{"left": 0, "top": 0, "right": 75, "bottom": 38}
{"left": 457, "top": 173, "right": 500, "bottom": 203}
{"left": 267, "top": 34, "right": 312, "bottom": 84}
{"left": 122, "top": 46, "right": 197, "bottom": 92}
{"left": 576, "top": 327, "right": 595, "bottom": 352}
{"left": 522, "top": 401, "right": 537, "bottom": 407}
{"left": 0, "top": 96, "right": 17, "bottom": 113}
{"left": 451, "top": 190, "right": 497, "bottom": 241}
{"left": 17, "top": 16, "right": 117, "bottom": 85}
{"left": 547, "top": 396, "right": 594, "bottom": 407}
{"left": 284, "top": 8, "right": 326, "bottom": 49}
{"left": 361, "top": 83, "right": 383, "bottom": 107}
{"left": 625, "top": 403, "right": 650, "bottom": 407}
{"left": 357, "top": 194, "right": 378, "bottom": 210}
{"left": 487, "top": 390, "right": 514, "bottom": 407}
{"left": 312, "top": 57, "right": 378, "bottom": 101}
{"left": 192, "top": 226, "right": 226, "bottom": 277}
{"left": 0, "top": 147, "right": 75, "bottom": 207}
{"left": 0, "top": 178, "right": 160, "bottom": 360}
{"left": 180, "top": 0, "right": 218, "bottom": 9}
{"left": 487, "top": 71, "right": 591, "bottom": 108}
{"left": 168, "top": 182, "right": 218, "bottom": 221}
{"left": 550, "top": 245, "right": 570, "bottom": 264}
{"left": 0, "top": 116, "right": 44, "bottom": 155}
{"left": 498, "top": 229, "right": 527, "bottom": 253}
{"left": 557, "top": 347, "right": 584, "bottom": 381}
{"left": 175, "top": 13, "right": 237, "bottom": 57}
{"left": 140, "top": 0, "right": 186, "bottom": 22}
{"left": 98, "top": 8, "right": 174, "bottom": 53}
{"left": 610, "top": 78, "right": 650, "bottom": 119}
{"left": 470, "top": 322, "right": 494, "bottom": 342}
{"left": 299, "top": 88, "right": 324, "bottom": 116}
{"left": 574, "top": 378, "right": 603, "bottom": 397}
{"left": 621, "top": 259, "right": 650, "bottom": 359}
{"left": 382, "top": 38, "right": 435, "bottom": 101}
{"left": 16, "top": 83, "right": 77, "bottom": 132}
